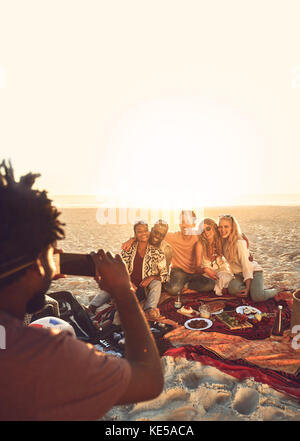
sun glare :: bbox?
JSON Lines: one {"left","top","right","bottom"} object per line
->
{"left": 96, "top": 98, "right": 265, "bottom": 211}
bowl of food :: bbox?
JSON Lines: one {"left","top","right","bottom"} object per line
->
{"left": 184, "top": 318, "right": 213, "bottom": 330}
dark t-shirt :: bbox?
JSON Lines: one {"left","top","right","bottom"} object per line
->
{"left": 130, "top": 251, "right": 144, "bottom": 287}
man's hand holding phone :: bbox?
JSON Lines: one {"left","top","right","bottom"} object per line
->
{"left": 52, "top": 248, "right": 67, "bottom": 280}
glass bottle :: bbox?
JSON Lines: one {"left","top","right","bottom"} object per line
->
{"left": 270, "top": 305, "right": 283, "bottom": 340}
{"left": 174, "top": 293, "right": 182, "bottom": 309}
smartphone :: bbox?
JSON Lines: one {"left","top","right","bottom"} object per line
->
{"left": 55, "top": 253, "right": 95, "bottom": 277}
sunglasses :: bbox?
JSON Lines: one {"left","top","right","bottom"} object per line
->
{"left": 203, "top": 226, "right": 212, "bottom": 232}
{"left": 134, "top": 220, "right": 148, "bottom": 226}
{"left": 0, "top": 259, "right": 35, "bottom": 281}
{"left": 218, "top": 214, "right": 233, "bottom": 220}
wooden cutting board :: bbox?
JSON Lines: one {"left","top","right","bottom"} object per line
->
{"left": 177, "top": 308, "right": 200, "bottom": 318}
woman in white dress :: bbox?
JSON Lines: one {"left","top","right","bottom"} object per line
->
{"left": 194, "top": 218, "right": 233, "bottom": 296}
{"left": 218, "top": 214, "right": 277, "bottom": 302}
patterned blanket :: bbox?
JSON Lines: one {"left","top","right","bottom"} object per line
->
{"left": 160, "top": 291, "right": 300, "bottom": 400}
{"left": 92, "top": 289, "right": 300, "bottom": 399}
{"left": 158, "top": 291, "right": 292, "bottom": 340}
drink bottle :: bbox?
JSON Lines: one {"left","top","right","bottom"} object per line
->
{"left": 270, "top": 305, "right": 283, "bottom": 340}
{"left": 174, "top": 293, "right": 182, "bottom": 309}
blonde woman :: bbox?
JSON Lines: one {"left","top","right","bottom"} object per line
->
{"left": 190, "top": 218, "right": 233, "bottom": 295}
{"left": 218, "top": 215, "right": 277, "bottom": 302}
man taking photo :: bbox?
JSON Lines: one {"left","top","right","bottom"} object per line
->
{"left": 0, "top": 160, "right": 163, "bottom": 421}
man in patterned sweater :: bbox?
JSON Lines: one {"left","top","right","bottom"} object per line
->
{"left": 89, "top": 220, "right": 169, "bottom": 320}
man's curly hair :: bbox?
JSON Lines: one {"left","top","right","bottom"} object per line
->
{"left": 0, "top": 159, "right": 65, "bottom": 288}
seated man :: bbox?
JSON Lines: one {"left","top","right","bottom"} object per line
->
{"left": 0, "top": 160, "right": 163, "bottom": 421}
{"left": 89, "top": 220, "right": 169, "bottom": 320}
{"left": 163, "top": 210, "right": 214, "bottom": 295}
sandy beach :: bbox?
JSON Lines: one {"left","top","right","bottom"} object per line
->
{"left": 51, "top": 205, "right": 300, "bottom": 421}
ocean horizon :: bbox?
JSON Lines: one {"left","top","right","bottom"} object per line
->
{"left": 50, "top": 193, "right": 300, "bottom": 208}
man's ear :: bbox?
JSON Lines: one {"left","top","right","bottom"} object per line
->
{"left": 28, "top": 259, "right": 45, "bottom": 277}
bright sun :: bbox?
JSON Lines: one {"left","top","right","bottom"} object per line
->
{"left": 96, "top": 98, "right": 265, "bottom": 211}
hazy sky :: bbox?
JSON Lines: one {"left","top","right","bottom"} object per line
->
{"left": 1, "top": 0, "right": 300, "bottom": 208}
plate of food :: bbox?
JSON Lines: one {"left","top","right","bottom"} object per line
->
{"left": 236, "top": 305, "right": 262, "bottom": 319}
{"left": 208, "top": 301, "right": 225, "bottom": 315}
{"left": 177, "top": 306, "right": 199, "bottom": 318}
{"left": 184, "top": 318, "right": 213, "bottom": 331}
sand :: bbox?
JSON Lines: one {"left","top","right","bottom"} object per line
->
{"left": 51, "top": 205, "right": 300, "bottom": 421}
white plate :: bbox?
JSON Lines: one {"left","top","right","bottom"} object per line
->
{"left": 184, "top": 318, "right": 213, "bottom": 331}
{"left": 236, "top": 305, "right": 262, "bottom": 319}
{"left": 177, "top": 307, "right": 199, "bottom": 318}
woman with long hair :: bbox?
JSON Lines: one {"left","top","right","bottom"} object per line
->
{"left": 218, "top": 215, "right": 277, "bottom": 302}
{"left": 191, "top": 218, "right": 233, "bottom": 295}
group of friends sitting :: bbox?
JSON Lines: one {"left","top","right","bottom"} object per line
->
{"left": 88, "top": 210, "right": 278, "bottom": 321}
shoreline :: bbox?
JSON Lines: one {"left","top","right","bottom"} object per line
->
{"left": 54, "top": 204, "right": 300, "bottom": 209}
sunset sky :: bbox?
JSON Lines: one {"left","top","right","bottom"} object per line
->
{"left": 0, "top": 0, "right": 300, "bottom": 209}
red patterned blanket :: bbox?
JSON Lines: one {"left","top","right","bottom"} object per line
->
{"left": 160, "top": 291, "right": 300, "bottom": 400}
{"left": 92, "top": 290, "right": 300, "bottom": 399}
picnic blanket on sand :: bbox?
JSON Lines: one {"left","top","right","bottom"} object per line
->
{"left": 164, "top": 328, "right": 300, "bottom": 375}
{"left": 164, "top": 344, "right": 300, "bottom": 400}
{"left": 161, "top": 290, "right": 300, "bottom": 400}
{"left": 158, "top": 290, "right": 292, "bottom": 340}
{"left": 92, "top": 290, "right": 300, "bottom": 399}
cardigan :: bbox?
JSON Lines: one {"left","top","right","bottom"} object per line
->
{"left": 121, "top": 242, "right": 169, "bottom": 283}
